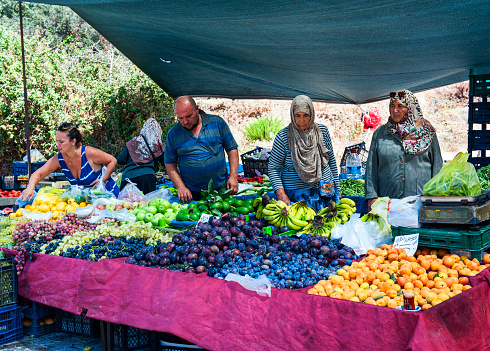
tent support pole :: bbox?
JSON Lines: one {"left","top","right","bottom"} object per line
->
{"left": 19, "top": 1, "right": 31, "bottom": 178}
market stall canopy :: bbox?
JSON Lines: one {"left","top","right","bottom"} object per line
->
{"left": 23, "top": 0, "right": 490, "bottom": 103}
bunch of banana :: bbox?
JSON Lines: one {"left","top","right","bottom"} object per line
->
{"left": 360, "top": 213, "right": 379, "bottom": 222}
{"left": 288, "top": 201, "right": 316, "bottom": 222}
{"left": 317, "top": 201, "right": 337, "bottom": 218}
{"left": 309, "top": 215, "right": 334, "bottom": 237}
{"left": 252, "top": 196, "right": 264, "bottom": 219}
{"left": 336, "top": 198, "right": 357, "bottom": 224}
{"left": 262, "top": 200, "right": 310, "bottom": 231}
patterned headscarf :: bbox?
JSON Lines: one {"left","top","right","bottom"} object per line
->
{"left": 287, "top": 95, "right": 329, "bottom": 186}
{"left": 386, "top": 90, "right": 436, "bottom": 155}
{"left": 127, "top": 118, "right": 164, "bottom": 165}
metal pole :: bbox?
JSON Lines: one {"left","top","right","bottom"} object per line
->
{"left": 19, "top": 1, "right": 31, "bottom": 178}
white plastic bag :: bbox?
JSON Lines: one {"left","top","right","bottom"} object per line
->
{"left": 23, "top": 149, "right": 46, "bottom": 162}
{"left": 143, "top": 188, "right": 172, "bottom": 203}
{"left": 86, "top": 208, "right": 136, "bottom": 223}
{"left": 225, "top": 273, "right": 272, "bottom": 297}
{"left": 118, "top": 179, "right": 145, "bottom": 203}
{"left": 20, "top": 209, "right": 52, "bottom": 221}
{"left": 371, "top": 197, "right": 391, "bottom": 236}
{"left": 331, "top": 214, "right": 392, "bottom": 255}
{"left": 387, "top": 196, "right": 423, "bottom": 228}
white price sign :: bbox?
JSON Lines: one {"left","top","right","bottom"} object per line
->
{"left": 197, "top": 213, "right": 213, "bottom": 225}
{"left": 392, "top": 234, "right": 419, "bottom": 257}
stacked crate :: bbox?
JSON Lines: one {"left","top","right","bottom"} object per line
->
{"left": 20, "top": 298, "right": 58, "bottom": 336}
{"left": 468, "top": 74, "right": 490, "bottom": 169}
{"left": 0, "top": 255, "right": 22, "bottom": 345}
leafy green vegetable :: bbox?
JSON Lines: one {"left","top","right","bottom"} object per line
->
{"left": 477, "top": 165, "right": 490, "bottom": 190}
{"left": 340, "top": 179, "right": 365, "bottom": 197}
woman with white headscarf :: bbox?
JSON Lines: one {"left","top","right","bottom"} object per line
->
{"left": 117, "top": 118, "right": 165, "bottom": 194}
{"left": 365, "top": 90, "right": 443, "bottom": 210}
{"left": 268, "top": 95, "right": 340, "bottom": 212}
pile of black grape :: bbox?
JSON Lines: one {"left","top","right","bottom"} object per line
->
{"left": 126, "top": 213, "right": 359, "bottom": 289}
{"left": 24, "top": 235, "right": 148, "bottom": 261}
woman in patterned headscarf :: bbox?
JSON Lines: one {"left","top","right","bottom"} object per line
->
{"left": 365, "top": 90, "right": 443, "bottom": 209}
{"left": 268, "top": 95, "right": 340, "bottom": 212}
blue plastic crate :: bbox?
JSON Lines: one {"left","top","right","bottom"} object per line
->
{"left": 13, "top": 162, "right": 45, "bottom": 176}
{"left": 22, "top": 319, "right": 57, "bottom": 337}
{"left": 0, "top": 304, "right": 22, "bottom": 345}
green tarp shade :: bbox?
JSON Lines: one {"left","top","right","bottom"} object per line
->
{"left": 22, "top": 0, "right": 490, "bottom": 103}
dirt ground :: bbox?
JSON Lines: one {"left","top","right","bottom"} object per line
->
{"left": 194, "top": 82, "right": 469, "bottom": 165}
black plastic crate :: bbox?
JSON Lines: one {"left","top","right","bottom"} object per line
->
{"left": 1, "top": 176, "right": 21, "bottom": 191}
{"left": 468, "top": 156, "right": 490, "bottom": 170}
{"left": 240, "top": 147, "right": 269, "bottom": 178}
{"left": 470, "top": 74, "right": 490, "bottom": 97}
{"left": 0, "top": 257, "right": 17, "bottom": 308}
{"left": 22, "top": 316, "right": 57, "bottom": 337}
{"left": 468, "top": 129, "right": 490, "bottom": 151}
{"left": 157, "top": 333, "right": 205, "bottom": 351}
{"left": 57, "top": 309, "right": 100, "bottom": 338}
{"left": 0, "top": 304, "right": 22, "bottom": 345}
{"left": 340, "top": 142, "right": 369, "bottom": 171}
{"left": 113, "top": 324, "right": 150, "bottom": 351}
{"left": 468, "top": 101, "right": 490, "bottom": 123}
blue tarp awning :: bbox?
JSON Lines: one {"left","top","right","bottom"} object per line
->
{"left": 24, "top": 0, "right": 490, "bottom": 103}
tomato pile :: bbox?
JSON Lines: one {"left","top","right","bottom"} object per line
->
{"left": 0, "top": 189, "right": 21, "bottom": 198}
{"left": 237, "top": 175, "right": 265, "bottom": 185}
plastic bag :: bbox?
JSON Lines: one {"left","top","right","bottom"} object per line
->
{"left": 371, "top": 197, "right": 391, "bottom": 236}
{"left": 32, "top": 187, "right": 65, "bottom": 205}
{"left": 363, "top": 108, "right": 382, "bottom": 129}
{"left": 331, "top": 214, "right": 392, "bottom": 255}
{"left": 60, "top": 185, "right": 86, "bottom": 203}
{"left": 387, "top": 196, "right": 422, "bottom": 228}
{"left": 86, "top": 208, "right": 136, "bottom": 223}
{"left": 23, "top": 149, "right": 46, "bottom": 162}
{"left": 15, "top": 193, "right": 35, "bottom": 209}
{"left": 423, "top": 152, "right": 481, "bottom": 196}
{"left": 143, "top": 188, "right": 172, "bottom": 203}
{"left": 118, "top": 179, "right": 145, "bottom": 203}
{"left": 225, "top": 273, "right": 272, "bottom": 297}
{"left": 20, "top": 209, "right": 52, "bottom": 221}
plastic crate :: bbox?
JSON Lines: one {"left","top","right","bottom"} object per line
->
{"left": 240, "top": 147, "right": 269, "bottom": 178}
{"left": 0, "top": 257, "right": 17, "bottom": 308}
{"left": 470, "top": 74, "right": 490, "bottom": 97}
{"left": 57, "top": 309, "right": 100, "bottom": 338}
{"left": 113, "top": 324, "right": 150, "bottom": 351}
{"left": 1, "top": 176, "right": 21, "bottom": 191}
{"left": 468, "top": 157, "right": 490, "bottom": 170}
{"left": 0, "top": 304, "right": 22, "bottom": 345}
{"left": 157, "top": 333, "right": 205, "bottom": 351}
{"left": 22, "top": 315, "right": 57, "bottom": 336}
{"left": 392, "top": 225, "right": 490, "bottom": 260}
{"left": 339, "top": 142, "right": 369, "bottom": 172}
{"left": 468, "top": 101, "right": 490, "bottom": 123}
{"left": 20, "top": 299, "right": 57, "bottom": 320}
{"left": 13, "top": 162, "right": 45, "bottom": 176}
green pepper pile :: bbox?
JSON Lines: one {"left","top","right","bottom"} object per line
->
{"left": 339, "top": 179, "right": 365, "bottom": 197}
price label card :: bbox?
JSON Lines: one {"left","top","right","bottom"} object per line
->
{"left": 392, "top": 234, "right": 419, "bottom": 257}
{"left": 197, "top": 213, "right": 213, "bottom": 225}
{"left": 262, "top": 226, "right": 272, "bottom": 236}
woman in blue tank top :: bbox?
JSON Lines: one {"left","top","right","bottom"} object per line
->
{"left": 21, "top": 123, "right": 119, "bottom": 201}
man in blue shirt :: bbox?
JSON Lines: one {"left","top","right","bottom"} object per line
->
{"left": 164, "top": 96, "right": 239, "bottom": 203}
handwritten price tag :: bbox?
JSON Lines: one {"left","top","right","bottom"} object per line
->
{"left": 197, "top": 213, "right": 213, "bottom": 225}
{"left": 392, "top": 234, "right": 419, "bottom": 257}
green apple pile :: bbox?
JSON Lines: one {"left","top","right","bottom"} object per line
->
{"left": 129, "top": 198, "right": 187, "bottom": 228}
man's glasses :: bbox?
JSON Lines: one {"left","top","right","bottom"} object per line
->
{"left": 390, "top": 91, "right": 406, "bottom": 99}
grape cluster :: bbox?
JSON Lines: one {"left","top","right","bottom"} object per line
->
{"left": 0, "top": 217, "right": 13, "bottom": 247}
{"left": 126, "top": 213, "right": 359, "bottom": 289}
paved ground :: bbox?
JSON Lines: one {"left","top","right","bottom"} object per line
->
{"left": 0, "top": 331, "right": 153, "bottom": 351}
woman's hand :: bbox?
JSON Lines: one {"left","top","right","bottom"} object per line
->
{"left": 90, "top": 178, "right": 100, "bottom": 188}
{"left": 21, "top": 188, "right": 35, "bottom": 202}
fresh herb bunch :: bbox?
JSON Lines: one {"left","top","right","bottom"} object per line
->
{"left": 477, "top": 165, "right": 490, "bottom": 190}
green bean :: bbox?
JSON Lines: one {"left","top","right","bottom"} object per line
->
{"left": 340, "top": 179, "right": 365, "bottom": 197}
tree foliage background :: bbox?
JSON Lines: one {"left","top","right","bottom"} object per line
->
{"left": 0, "top": 0, "right": 175, "bottom": 176}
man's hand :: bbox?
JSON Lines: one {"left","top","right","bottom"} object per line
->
{"left": 367, "top": 197, "right": 378, "bottom": 211}
{"left": 227, "top": 176, "right": 239, "bottom": 195}
{"left": 177, "top": 186, "right": 193, "bottom": 203}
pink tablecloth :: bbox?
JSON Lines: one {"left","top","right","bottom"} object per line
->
{"left": 5, "top": 249, "right": 490, "bottom": 351}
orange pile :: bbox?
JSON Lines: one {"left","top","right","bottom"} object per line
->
{"left": 308, "top": 245, "right": 490, "bottom": 310}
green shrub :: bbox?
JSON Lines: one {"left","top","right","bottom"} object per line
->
{"left": 243, "top": 114, "right": 284, "bottom": 142}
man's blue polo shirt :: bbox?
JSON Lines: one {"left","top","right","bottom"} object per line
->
{"left": 164, "top": 111, "right": 238, "bottom": 192}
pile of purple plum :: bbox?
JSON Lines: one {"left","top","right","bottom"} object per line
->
{"left": 125, "top": 213, "right": 359, "bottom": 289}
